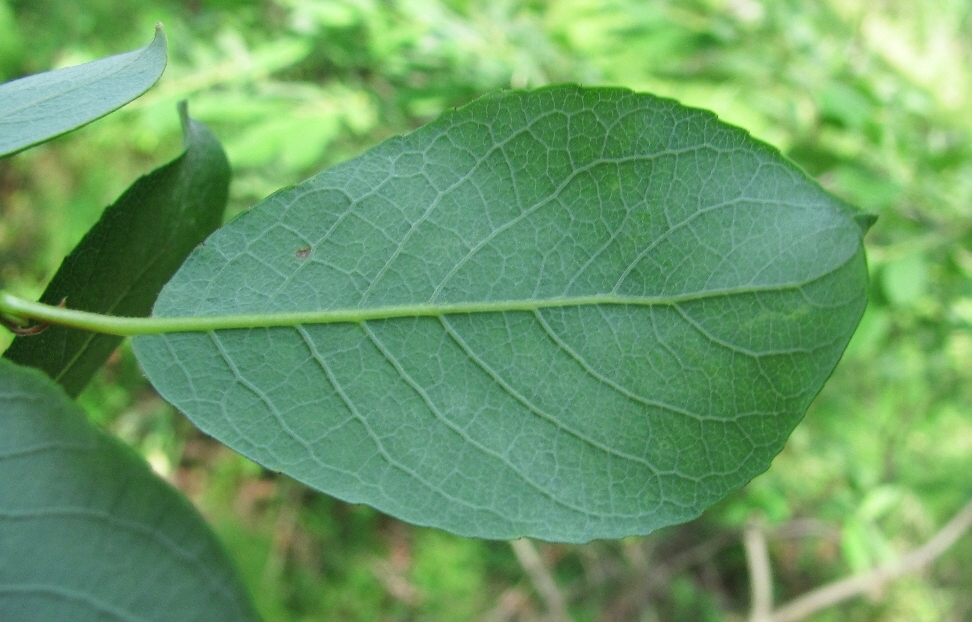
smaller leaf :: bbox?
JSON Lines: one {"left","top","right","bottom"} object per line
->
{"left": 0, "top": 359, "right": 260, "bottom": 622}
{"left": 0, "top": 25, "right": 166, "bottom": 157}
{"left": 4, "top": 103, "right": 230, "bottom": 397}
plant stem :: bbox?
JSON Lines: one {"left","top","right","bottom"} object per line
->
{"left": 0, "top": 289, "right": 690, "bottom": 337}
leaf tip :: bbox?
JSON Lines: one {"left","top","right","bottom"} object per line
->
{"left": 152, "top": 22, "right": 168, "bottom": 56}
{"left": 855, "top": 212, "right": 878, "bottom": 235}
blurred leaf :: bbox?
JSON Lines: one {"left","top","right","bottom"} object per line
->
{"left": 0, "top": 358, "right": 260, "bottom": 622}
{"left": 840, "top": 516, "right": 873, "bottom": 573}
{"left": 818, "top": 83, "right": 873, "bottom": 131}
{"left": 0, "top": 25, "right": 166, "bottom": 158}
{"left": 412, "top": 531, "right": 486, "bottom": 618}
{"left": 134, "top": 85, "right": 870, "bottom": 542}
{"left": 881, "top": 253, "right": 929, "bottom": 308}
{"left": 857, "top": 485, "right": 903, "bottom": 521}
{"left": 952, "top": 298, "right": 972, "bottom": 326}
{"left": 4, "top": 103, "right": 229, "bottom": 397}
{"left": 0, "top": 0, "right": 22, "bottom": 81}
{"left": 843, "top": 305, "right": 891, "bottom": 358}
{"left": 831, "top": 165, "right": 902, "bottom": 213}
{"left": 227, "top": 115, "right": 340, "bottom": 170}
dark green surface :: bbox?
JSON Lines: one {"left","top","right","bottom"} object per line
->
{"left": 5, "top": 104, "right": 229, "bottom": 397}
{"left": 0, "top": 358, "right": 260, "bottom": 622}
{"left": 0, "top": 26, "right": 166, "bottom": 158}
{"left": 134, "top": 85, "right": 870, "bottom": 542}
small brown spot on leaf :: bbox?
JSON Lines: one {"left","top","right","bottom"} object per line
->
{"left": 296, "top": 246, "right": 312, "bottom": 260}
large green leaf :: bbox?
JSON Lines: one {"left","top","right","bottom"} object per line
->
{"left": 0, "top": 25, "right": 166, "bottom": 158}
{"left": 4, "top": 104, "right": 230, "bottom": 398}
{"left": 134, "top": 86, "right": 870, "bottom": 542}
{"left": 0, "top": 359, "right": 260, "bottom": 621}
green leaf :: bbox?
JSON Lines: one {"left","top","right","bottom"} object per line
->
{"left": 4, "top": 103, "right": 230, "bottom": 398}
{"left": 0, "top": 359, "right": 260, "bottom": 621}
{"left": 0, "top": 25, "right": 166, "bottom": 158}
{"left": 134, "top": 85, "right": 870, "bottom": 542}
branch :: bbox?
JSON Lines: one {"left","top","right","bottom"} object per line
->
{"left": 745, "top": 519, "right": 773, "bottom": 622}
{"left": 510, "top": 538, "right": 571, "bottom": 622}
{"left": 771, "top": 498, "right": 972, "bottom": 622}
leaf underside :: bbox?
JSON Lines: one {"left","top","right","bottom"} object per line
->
{"left": 4, "top": 105, "right": 230, "bottom": 397}
{"left": 0, "top": 359, "right": 259, "bottom": 621}
{"left": 0, "top": 26, "right": 166, "bottom": 158}
{"left": 134, "top": 85, "right": 870, "bottom": 542}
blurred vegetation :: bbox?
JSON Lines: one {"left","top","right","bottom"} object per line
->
{"left": 2, "top": 0, "right": 972, "bottom": 620}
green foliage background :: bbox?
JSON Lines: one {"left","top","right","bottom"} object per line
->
{"left": 1, "top": 0, "right": 970, "bottom": 620}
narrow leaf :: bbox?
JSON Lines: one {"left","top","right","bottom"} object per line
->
{"left": 0, "top": 25, "right": 166, "bottom": 158}
{"left": 0, "top": 359, "right": 260, "bottom": 621}
{"left": 4, "top": 103, "right": 229, "bottom": 397}
{"left": 134, "top": 85, "right": 871, "bottom": 542}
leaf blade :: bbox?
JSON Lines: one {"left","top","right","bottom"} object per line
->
{"left": 4, "top": 104, "right": 230, "bottom": 397}
{"left": 0, "top": 25, "right": 166, "bottom": 158}
{"left": 0, "top": 359, "right": 260, "bottom": 622}
{"left": 134, "top": 85, "right": 870, "bottom": 542}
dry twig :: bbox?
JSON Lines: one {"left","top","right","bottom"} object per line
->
{"left": 771, "top": 498, "right": 972, "bottom": 622}
{"left": 745, "top": 519, "right": 773, "bottom": 622}
{"left": 511, "top": 538, "right": 571, "bottom": 622}
{"left": 745, "top": 498, "right": 972, "bottom": 622}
